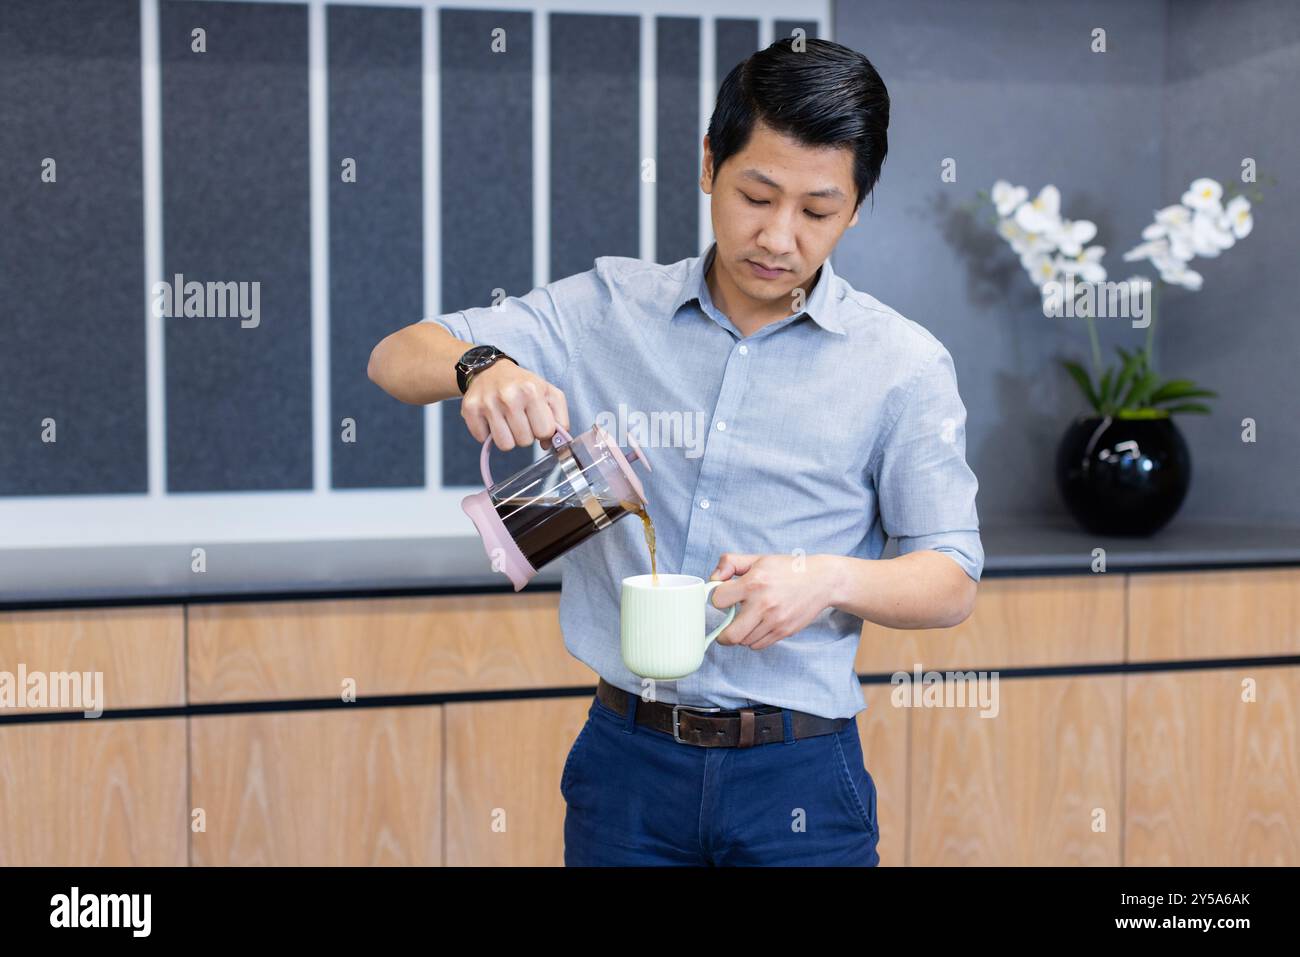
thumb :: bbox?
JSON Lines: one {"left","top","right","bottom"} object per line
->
{"left": 710, "top": 552, "right": 758, "bottom": 581}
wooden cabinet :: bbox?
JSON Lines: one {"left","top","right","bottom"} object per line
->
{"left": 1, "top": 568, "right": 1297, "bottom": 865}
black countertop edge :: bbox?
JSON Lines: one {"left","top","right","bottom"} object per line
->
{"left": 1, "top": 521, "right": 1299, "bottom": 611}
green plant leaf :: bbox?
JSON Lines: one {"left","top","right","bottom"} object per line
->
{"left": 1148, "top": 379, "right": 1208, "bottom": 402}
{"left": 1123, "top": 369, "right": 1161, "bottom": 408}
{"left": 1149, "top": 383, "right": 1219, "bottom": 404}
{"left": 1063, "top": 360, "right": 1100, "bottom": 411}
{"left": 1098, "top": 367, "right": 1116, "bottom": 411}
{"left": 1117, "top": 406, "right": 1170, "bottom": 419}
{"left": 1110, "top": 351, "right": 1141, "bottom": 410}
{"left": 1162, "top": 403, "right": 1213, "bottom": 414}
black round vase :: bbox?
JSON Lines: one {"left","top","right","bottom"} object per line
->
{"left": 1055, "top": 415, "right": 1191, "bottom": 536}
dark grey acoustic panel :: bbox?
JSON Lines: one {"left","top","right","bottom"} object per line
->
{"left": 439, "top": 8, "right": 535, "bottom": 487}
{"left": 0, "top": 0, "right": 146, "bottom": 495}
{"left": 655, "top": 16, "right": 700, "bottom": 266}
{"left": 160, "top": 1, "right": 312, "bottom": 491}
{"left": 328, "top": 4, "right": 424, "bottom": 489}
{"left": 715, "top": 18, "right": 758, "bottom": 88}
{"left": 550, "top": 13, "right": 639, "bottom": 281}
{"left": 774, "top": 20, "right": 820, "bottom": 41}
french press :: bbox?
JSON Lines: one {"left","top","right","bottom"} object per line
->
{"left": 461, "top": 424, "right": 652, "bottom": 590}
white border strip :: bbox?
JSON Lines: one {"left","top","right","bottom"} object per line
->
{"left": 140, "top": 0, "right": 164, "bottom": 496}
{"left": 423, "top": 3, "right": 442, "bottom": 489}
{"left": 170, "top": 0, "right": 815, "bottom": 12}
{"left": 308, "top": 0, "right": 330, "bottom": 494}
{"left": 698, "top": 14, "right": 714, "bottom": 256}
{"left": 639, "top": 12, "right": 655, "bottom": 264}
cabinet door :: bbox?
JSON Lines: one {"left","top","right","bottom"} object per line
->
{"left": 909, "top": 675, "right": 1122, "bottom": 866}
{"left": 190, "top": 707, "right": 442, "bottom": 866}
{"left": 444, "top": 696, "right": 590, "bottom": 866}
{"left": 1129, "top": 568, "right": 1300, "bottom": 660}
{"left": 1126, "top": 667, "right": 1300, "bottom": 866}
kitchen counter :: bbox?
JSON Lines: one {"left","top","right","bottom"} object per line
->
{"left": 2, "top": 520, "right": 1300, "bottom": 610}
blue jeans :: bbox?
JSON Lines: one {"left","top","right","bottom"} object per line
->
{"left": 561, "top": 692, "right": 881, "bottom": 866}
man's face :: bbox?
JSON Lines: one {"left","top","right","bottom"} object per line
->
{"left": 701, "top": 120, "right": 861, "bottom": 309}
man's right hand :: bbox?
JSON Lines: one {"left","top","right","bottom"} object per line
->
{"left": 461, "top": 360, "right": 571, "bottom": 451}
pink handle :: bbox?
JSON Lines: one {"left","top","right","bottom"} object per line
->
{"left": 479, "top": 425, "right": 573, "bottom": 488}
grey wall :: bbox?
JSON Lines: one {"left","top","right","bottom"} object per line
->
{"left": 834, "top": 0, "right": 1298, "bottom": 526}
{"left": 834, "top": 0, "right": 1169, "bottom": 524}
{"left": 1159, "top": 0, "right": 1300, "bottom": 525}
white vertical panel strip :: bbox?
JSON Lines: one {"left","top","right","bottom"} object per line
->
{"left": 423, "top": 2, "right": 441, "bottom": 489}
{"left": 698, "top": 15, "right": 714, "bottom": 256}
{"left": 759, "top": 15, "right": 772, "bottom": 48}
{"left": 140, "top": 0, "right": 164, "bottom": 496}
{"left": 533, "top": 8, "right": 549, "bottom": 288}
{"left": 308, "top": 0, "right": 330, "bottom": 494}
{"left": 639, "top": 12, "right": 655, "bottom": 265}
{"left": 531, "top": 7, "right": 550, "bottom": 461}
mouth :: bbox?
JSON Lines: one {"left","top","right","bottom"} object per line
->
{"left": 745, "top": 259, "right": 790, "bottom": 280}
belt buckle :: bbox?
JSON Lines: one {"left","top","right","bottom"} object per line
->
{"left": 672, "top": 703, "right": 723, "bottom": 744}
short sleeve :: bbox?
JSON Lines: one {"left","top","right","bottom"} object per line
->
{"left": 872, "top": 341, "right": 984, "bottom": 582}
{"left": 420, "top": 266, "right": 604, "bottom": 393}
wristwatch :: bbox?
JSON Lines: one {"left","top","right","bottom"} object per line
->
{"left": 455, "top": 344, "right": 517, "bottom": 395}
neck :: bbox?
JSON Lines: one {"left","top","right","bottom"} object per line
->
{"left": 706, "top": 256, "right": 821, "bottom": 338}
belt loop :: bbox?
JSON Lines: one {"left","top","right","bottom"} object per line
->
{"left": 623, "top": 686, "right": 638, "bottom": 734}
{"left": 781, "top": 709, "right": 795, "bottom": 744}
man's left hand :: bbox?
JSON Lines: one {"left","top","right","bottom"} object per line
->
{"left": 707, "top": 552, "right": 837, "bottom": 650}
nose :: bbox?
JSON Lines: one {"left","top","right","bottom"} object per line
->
{"left": 755, "top": 205, "right": 798, "bottom": 260}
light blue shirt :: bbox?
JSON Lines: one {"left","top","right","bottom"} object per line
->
{"left": 426, "top": 243, "right": 982, "bottom": 719}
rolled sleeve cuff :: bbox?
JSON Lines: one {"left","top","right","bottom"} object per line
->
{"left": 895, "top": 530, "right": 984, "bottom": 583}
{"left": 421, "top": 310, "right": 475, "bottom": 343}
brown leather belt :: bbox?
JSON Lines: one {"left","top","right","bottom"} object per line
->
{"left": 596, "top": 677, "right": 847, "bottom": 748}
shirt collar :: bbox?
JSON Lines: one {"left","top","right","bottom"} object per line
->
{"left": 670, "top": 243, "right": 845, "bottom": 335}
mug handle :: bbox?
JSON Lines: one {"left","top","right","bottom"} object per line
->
{"left": 702, "top": 580, "right": 738, "bottom": 647}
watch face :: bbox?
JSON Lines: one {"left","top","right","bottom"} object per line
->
{"left": 463, "top": 345, "right": 498, "bottom": 368}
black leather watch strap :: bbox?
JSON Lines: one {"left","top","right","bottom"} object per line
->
{"left": 456, "top": 345, "right": 516, "bottom": 395}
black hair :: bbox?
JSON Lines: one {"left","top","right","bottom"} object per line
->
{"left": 706, "top": 37, "right": 890, "bottom": 211}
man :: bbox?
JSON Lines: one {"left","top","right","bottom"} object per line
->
{"left": 368, "top": 37, "right": 982, "bottom": 866}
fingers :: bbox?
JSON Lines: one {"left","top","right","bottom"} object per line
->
{"left": 710, "top": 552, "right": 758, "bottom": 583}
{"left": 546, "top": 385, "right": 570, "bottom": 434}
{"left": 715, "top": 602, "right": 766, "bottom": 646}
{"left": 463, "top": 367, "right": 571, "bottom": 451}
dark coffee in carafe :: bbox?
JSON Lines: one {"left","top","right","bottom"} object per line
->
{"left": 496, "top": 498, "right": 596, "bottom": 570}
{"left": 497, "top": 495, "right": 658, "bottom": 580}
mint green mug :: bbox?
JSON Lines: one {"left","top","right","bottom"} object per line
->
{"left": 620, "top": 574, "right": 739, "bottom": 679}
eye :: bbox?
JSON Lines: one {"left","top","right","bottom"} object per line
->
{"left": 740, "top": 191, "right": 770, "bottom": 206}
{"left": 805, "top": 210, "right": 830, "bottom": 221}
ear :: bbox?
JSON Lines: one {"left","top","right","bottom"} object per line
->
{"left": 700, "top": 135, "right": 714, "bottom": 194}
{"left": 847, "top": 204, "right": 860, "bottom": 229}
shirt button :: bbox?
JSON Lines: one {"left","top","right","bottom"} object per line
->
{"left": 716, "top": 421, "right": 726, "bottom": 431}
{"left": 699, "top": 499, "right": 710, "bottom": 509}
{"left": 738, "top": 345, "right": 749, "bottom": 355}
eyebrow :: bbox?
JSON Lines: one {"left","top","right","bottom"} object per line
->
{"left": 740, "top": 168, "right": 846, "bottom": 200}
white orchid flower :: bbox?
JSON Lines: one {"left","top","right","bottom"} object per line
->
{"left": 1140, "top": 204, "right": 1192, "bottom": 240}
{"left": 1014, "top": 185, "right": 1061, "bottom": 234}
{"left": 1223, "top": 195, "right": 1253, "bottom": 239}
{"left": 1181, "top": 177, "right": 1224, "bottom": 212}
{"left": 1050, "top": 218, "right": 1097, "bottom": 257}
{"left": 1188, "top": 209, "right": 1234, "bottom": 257}
{"left": 1123, "top": 238, "right": 1170, "bottom": 263}
{"left": 1154, "top": 254, "right": 1203, "bottom": 290}
{"left": 1058, "top": 245, "right": 1107, "bottom": 283}
{"left": 992, "top": 180, "right": 1028, "bottom": 217}
{"left": 1022, "top": 252, "right": 1061, "bottom": 289}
